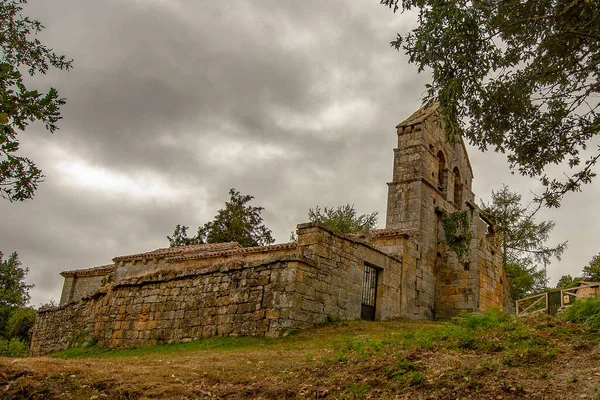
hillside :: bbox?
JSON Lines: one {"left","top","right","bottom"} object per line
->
{"left": 1, "top": 311, "right": 600, "bottom": 399}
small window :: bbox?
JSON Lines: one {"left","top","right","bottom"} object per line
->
{"left": 453, "top": 167, "right": 463, "bottom": 207}
{"left": 437, "top": 151, "right": 446, "bottom": 191}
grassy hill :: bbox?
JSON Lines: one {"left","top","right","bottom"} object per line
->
{"left": 1, "top": 308, "right": 600, "bottom": 399}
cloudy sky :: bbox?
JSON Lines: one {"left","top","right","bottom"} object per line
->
{"left": 2, "top": 0, "right": 598, "bottom": 306}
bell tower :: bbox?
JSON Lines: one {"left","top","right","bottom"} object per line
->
{"left": 386, "top": 102, "right": 475, "bottom": 231}
{"left": 384, "top": 103, "right": 509, "bottom": 319}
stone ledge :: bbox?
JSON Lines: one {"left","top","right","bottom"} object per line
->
{"left": 60, "top": 264, "right": 115, "bottom": 277}
{"left": 166, "top": 242, "right": 298, "bottom": 262}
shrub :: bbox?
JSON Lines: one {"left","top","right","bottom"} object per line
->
{"left": 560, "top": 296, "right": 600, "bottom": 329}
{"left": 6, "top": 307, "right": 36, "bottom": 342}
{"left": 0, "top": 338, "right": 29, "bottom": 357}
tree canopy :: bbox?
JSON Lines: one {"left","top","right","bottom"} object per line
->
{"left": 481, "top": 185, "right": 567, "bottom": 299}
{"left": 0, "top": 0, "right": 72, "bottom": 201}
{"left": 0, "top": 251, "right": 33, "bottom": 338}
{"left": 168, "top": 188, "right": 275, "bottom": 248}
{"left": 382, "top": 0, "right": 600, "bottom": 207}
{"left": 582, "top": 253, "right": 600, "bottom": 281}
{"left": 556, "top": 274, "right": 583, "bottom": 290}
{"left": 308, "top": 204, "right": 378, "bottom": 234}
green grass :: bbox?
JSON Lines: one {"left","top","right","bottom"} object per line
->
{"left": 6, "top": 309, "right": 600, "bottom": 400}
{"left": 560, "top": 296, "right": 600, "bottom": 329}
{"left": 52, "top": 335, "right": 281, "bottom": 359}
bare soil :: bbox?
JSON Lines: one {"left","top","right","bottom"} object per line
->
{"left": 1, "top": 317, "right": 599, "bottom": 399}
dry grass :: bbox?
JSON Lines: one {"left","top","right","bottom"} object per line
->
{"left": 2, "top": 314, "right": 600, "bottom": 399}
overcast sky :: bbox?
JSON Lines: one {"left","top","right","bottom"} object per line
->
{"left": 2, "top": 0, "right": 598, "bottom": 307}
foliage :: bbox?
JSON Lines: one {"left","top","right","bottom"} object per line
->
{"left": 441, "top": 211, "right": 472, "bottom": 261}
{"left": 168, "top": 188, "right": 274, "bottom": 248}
{"left": 0, "top": 338, "right": 29, "bottom": 357}
{"left": 0, "top": 251, "right": 33, "bottom": 338}
{"left": 582, "top": 253, "right": 600, "bottom": 281}
{"left": 560, "top": 296, "right": 600, "bottom": 330}
{"left": 167, "top": 224, "right": 201, "bottom": 247}
{"left": 503, "top": 261, "right": 549, "bottom": 301}
{"left": 556, "top": 274, "right": 584, "bottom": 289}
{"left": 0, "top": 0, "right": 73, "bottom": 201}
{"left": 481, "top": 185, "right": 566, "bottom": 299}
{"left": 6, "top": 307, "right": 36, "bottom": 342}
{"left": 308, "top": 204, "right": 378, "bottom": 234}
{"left": 382, "top": 0, "right": 600, "bottom": 207}
{"left": 450, "top": 307, "right": 513, "bottom": 331}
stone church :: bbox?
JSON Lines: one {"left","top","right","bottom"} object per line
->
{"left": 30, "top": 104, "right": 511, "bottom": 356}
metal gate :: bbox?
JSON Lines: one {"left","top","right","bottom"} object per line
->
{"left": 361, "top": 264, "right": 378, "bottom": 321}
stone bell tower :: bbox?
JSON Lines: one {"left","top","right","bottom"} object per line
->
{"left": 385, "top": 103, "right": 509, "bottom": 318}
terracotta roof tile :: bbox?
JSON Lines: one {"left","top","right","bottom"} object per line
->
{"left": 113, "top": 242, "right": 242, "bottom": 262}
{"left": 167, "top": 242, "right": 298, "bottom": 262}
{"left": 61, "top": 264, "right": 114, "bottom": 277}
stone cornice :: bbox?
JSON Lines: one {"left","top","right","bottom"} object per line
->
{"left": 166, "top": 242, "right": 298, "bottom": 262}
{"left": 60, "top": 264, "right": 114, "bottom": 278}
{"left": 113, "top": 242, "right": 242, "bottom": 262}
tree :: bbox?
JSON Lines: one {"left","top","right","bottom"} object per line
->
{"left": 0, "top": 251, "right": 33, "bottom": 338}
{"left": 168, "top": 188, "right": 274, "bottom": 248}
{"left": 382, "top": 0, "right": 600, "bottom": 208}
{"left": 481, "top": 185, "right": 567, "bottom": 299}
{"left": 582, "top": 253, "right": 600, "bottom": 281}
{"left": 308, "top": 204, "right": 378, "bottom": 234}
{"left": 167, "top": 224, "right": 202, "bottom": 247}
{"left": 6, "top": 306, "right": 35, "bottom": 342}
{"left": 1, "top": 0, "right": 72, "bottom": 201}
{"left": 556, "top": 274, "right": 583, "bottom": 289}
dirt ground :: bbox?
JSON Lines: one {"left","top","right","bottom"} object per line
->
{"left": 2, "top": 318, "right": 599, "bottom": 399}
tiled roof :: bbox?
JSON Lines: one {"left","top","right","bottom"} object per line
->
{"left": 61, "top": 264, "right": 114, "bottom": 277}
{"left": 167, "top": 242, "right": 298, "bottom": 262}
{"left": 113, "top": 242, "right": 242, "bottom": 262}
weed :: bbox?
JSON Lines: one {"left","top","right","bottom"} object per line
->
{"left": 315, "top": 315, "right": 342, "bottom": 327}
{"left": 384, "top": 357, "right": 418, "bottom": 379}
{"left": 332, "top": 335, "right": 384, "bottom": 361}
{"left": 560, "top": 296, "right": 600, "bottom": 329}
{"left": 344, "top": 383, "right": 370, "bottom": 399}
{"left": 451, "top": 308, "right": 513, "bottom": 330}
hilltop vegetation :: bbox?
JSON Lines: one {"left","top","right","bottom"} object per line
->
{"left": 1, "top": 305, "right": 600, "bottom": 399}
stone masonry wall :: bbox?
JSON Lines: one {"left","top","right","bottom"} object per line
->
{"left": 295, "top": 224, "right": 405, "bottom": 321}
{"left": 32, "top": 258, "right": 299, "bottom": 355}
{"left": 31, "top": 225, "right": 407, "bottom": 356}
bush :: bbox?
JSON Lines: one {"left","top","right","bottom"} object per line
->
{"left": 0, "top": 338, "right": 29, "bottom": 357}
{"left": 560, "top": 296, "right": 600, "bottom": 329}
{"left": 6, "top": 307, "right": 36, "bottom": 342}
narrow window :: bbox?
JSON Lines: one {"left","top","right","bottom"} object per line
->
{"left": 453, "top": 167, "right": 463, "bottom": 207}
{"left": 361, "top": 264, "right": 379, "bottom": 321}
{"left": 437, "top": 151, "right": 446, "bottom": 191}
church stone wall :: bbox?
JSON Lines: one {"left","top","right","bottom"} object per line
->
{"left": 31, "top": 225, "right": 406, "bottom": 356}
{"left": 32, "top": 103, "right": 510, "bottom": 356}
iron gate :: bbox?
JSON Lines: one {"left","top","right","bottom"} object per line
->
{"left": 361, "top": 264, "right": 378, "bottom": 321}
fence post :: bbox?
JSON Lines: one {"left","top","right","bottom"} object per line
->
{"left": 515, "top": 300, "right": 519, "bottom": 316}
{"left": 545, "top": 292, "right": 549, "bottom": 314}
